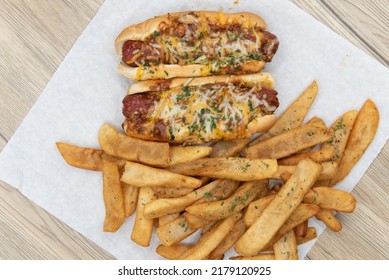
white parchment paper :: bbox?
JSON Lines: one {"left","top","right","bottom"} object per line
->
{"left": 0, "top": 0, "right": 388, "bottom": 259}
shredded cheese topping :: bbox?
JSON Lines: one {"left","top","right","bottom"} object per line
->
{"left": 144, "top": 82, "right": 276, "bottom": 142}
{"left": 144, "top": 12, "right": 265, "bottom": 74}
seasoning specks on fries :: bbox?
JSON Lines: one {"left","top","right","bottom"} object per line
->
{"left": 56, "top": 82, "right": 379, "bottom": 260}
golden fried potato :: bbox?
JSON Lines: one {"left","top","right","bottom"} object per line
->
{"left": 56, "top": 142, "right": 103, "bottom": 171}
{"left": 186, "top": 180, "right": 268, "bottom": 221}
{"left": 131, "top": 187, "right": 157, "bottom": 247}
{"left": 235, "top": 159, "right": 322, "bottom": 256}
{"left": 273, "top": 230, "right": 298, "bottom": 260}
{"left": 179, "top": 213, "right": 242, "bottom": 260}
{"left": 330, "top": 100, "right": 379, "bottom": 186}
{"left": 121, "top": 161, "right": 202, "bottom": 189}
{"left": 166, "top": 158, "right": 277, "bottom": 181}
{"left": 304, "top": 187, "right": 356, "bottom": 213}
{"left": 316, "top": 209, "right": 342, "bottom": 232}
{"left": 167, "top": 146, "right": 213, "bottom": 166}
{"left": 98, "top": 123, "right": 170, "bottom": 166}
{"left": 156, "top": 244, "right": 193, "bottom": 260}
{"left": 244, "top": 119, "right": 330, "bottom": 159}
{"left": 102, "top": 159, "right": 125, "bottom": 232}
{"left": 122, "top": 183, "right": 138, "bottom": 217}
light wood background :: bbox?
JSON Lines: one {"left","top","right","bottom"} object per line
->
{"left": 0, "top": 0, "right": 388, "bottom": 259}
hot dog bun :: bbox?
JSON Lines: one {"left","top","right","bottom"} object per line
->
{"left": 122, "top": 73, "right": 279, "bottom": 144}
{"left": 115, "top": 11, "right": 278, "bottom": 81}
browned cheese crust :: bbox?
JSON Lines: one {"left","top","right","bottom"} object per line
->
{"left": 122, "top": 73, "right": 279, "bottom": 144}
{"left": 115, "top": 11, "right": 278, "bottom": 80}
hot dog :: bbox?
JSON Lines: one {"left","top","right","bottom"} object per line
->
{"left": 122, "top": 73, "right": 279, "bottom": 144}
{"left": 115, "top": 11, "right": 279, "bottom": 81}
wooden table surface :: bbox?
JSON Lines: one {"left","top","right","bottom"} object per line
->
{"left": 0, "top": 0, "right": 388, "bottom": 260}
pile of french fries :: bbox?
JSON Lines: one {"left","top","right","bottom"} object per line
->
{"left": 56, "top": 81, "right": 379, "bottom": 260}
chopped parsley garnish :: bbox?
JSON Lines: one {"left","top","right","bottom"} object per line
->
{"left": 248, "top": 100, "right": 255, "bottom": 112}
{"left": 169, "top": 126, "right": 175, "bottom": 140}
{"left": 208, "top": 116, "right": 216, "bottom": 132}
{"left": 188, "top": 123, "right": 198, "bottom": 136}
{"left": 229, "top": 203, "right": 237, "bottom": 212}
{"left": 248, "top": 53, "right": 263, "bottom": 60}
{"left": 176, "top": 86, "right": 191, "bottom": 101}
{"left": 153, "top": 31, "right": 160, "bottom": 38}
{"left": 164, "top": 70, "right": 169, "bottom": 76}
{"left": 307, "top": 131, "right": 315, "bottom": 136}
{"left": 203, "top": 192, "right": 212, "bottom": 199}
{"left": 241, "top": 162, "right": 251, "bottom": 172}
{"left": 226, "top": 31, "right": 236, "bottom": 41}
{"left": 261, "top": 161, "right": 270, "bottom": 169}
{"left": 334, "top": 118, "right": 345, "bottom": 131}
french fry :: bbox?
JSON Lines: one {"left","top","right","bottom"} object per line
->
{"left": 273, "top": 162, "right": 338, "bottom": 181}
{"left": 131, "top": 187, "right": 156, "bottom": 247}
{"left": 250, "top": 81, "right": 318, "bottom": 146}
{"left": 102, "top": 159, "right": 125, "bottom": 232}
{"left": 322, "top": 110, "right": 358, "bottom": 163}
{"left": 208, "top": 218, "right": 247, "bottom": 260}
{"left": 294, "top": 220, "right": 308, "bottom": 238}
{"left": 230, "top": 253, "right": 275, "bottom": 260}
{"left": 182, "top": 212, "right": 209, "bottom": 229}
{"left": 122, "top": 183, "right": 138, "bottom": 217}
{"left": 235, "top": 159, "right": 322, "bottom": 256}
{"left": 156, "top": 216, "right": 197, "bottom": 246}
{"left": 273, "top": 230, "right": 298, "bottom": 260}
{"left": 179, "top": 213, "right": 242, "bottom": 260}
{"left": 158, "top": 213, "right": 180, "bottom": 227}
{"left": 156, "top": 244, "right": 193, "bottom": 260}
{"left": 152, "top": 186, "right": 193, "bottom": 198}
{"left": 244, "top": 119, "right": 330, "bottom": 159}
{"left": 121, "top": 161, "right": 202, "bottom": 189}
{"left": 98, "top": 123, "right": 170, "bottom": 166}
{"left": 303, "top": 186, "right": 356, "bottom": 212}
{"left": 330, "top": 100, "right": 379, "bottom": 186}
{"left": 246, "top": 198, "right": 319, "bottom": 236}
{"left": 143, "top": 180, "right": 238, "bottom": 218}
{"left": 272, "top": 204, "right": 320, "bottom": 242}
{"left": 186, "top": 180, "right": 268, "bottom": 221}
{"left": 278, "top": 147, "right": 335, "bottom": 165}
{"left": 316, "top": 209, "right": 342, "bottom": 232}
{"left": 194, "top": 179, "right": 240, "bottom": 204}
{"left": 157, "top": 180, "right": 239, "bottom": 229}
{"left": 56, "top": 142, "right": 103, "bottom": 171}
{"left": 166, "top": 158, "right": 277, "bottom": 181}
{"left": 260, "top": 226, "right": 318, "bottom": 252}
{"left": 296, "top": 227, "right": 317, "bottom": 245}
{"left": 210, "top": 139, "right": 250, "bottom": 158}
{"left": 244, "top": 194, "right": 276, "bottom": 226}
{"left": 201, "top": 221, "right": 218, "bottom": 234}
{"left": 167, "top": 146, "right": 213, "bottom": 166}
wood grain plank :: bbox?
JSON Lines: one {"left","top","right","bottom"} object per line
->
{"left": 0, "top": 134, "right": 7, "bottom": 152}
{"left": 0, "top": 0, "right": 108, "bottom": 260}
{"left": 292, "top": 0, "right": 389, "bottom": 260}
{"left": 0, "top": 181, "right": 114, "bottom": 259}
{"left": 0, "top": 0, "right": 104, "bottom": 140}
{"left": 307, "top": 149, "right": 389, "bottom": 259}
{"left": 293, "top": 0, "right": 389, "bottom": 66}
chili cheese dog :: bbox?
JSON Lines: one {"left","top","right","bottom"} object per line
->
{"left": 122, "top": 73, "right": 279, "bottom": 144}
{"left": 115, "top": 11, "right": 279, "bottom": 81}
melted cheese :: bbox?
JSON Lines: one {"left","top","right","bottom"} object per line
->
{"left": 150, "top": 13, "right": 264, "bottom": 70}
{"left": 149, "top": 82, "right": 275, "bottom": 142}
